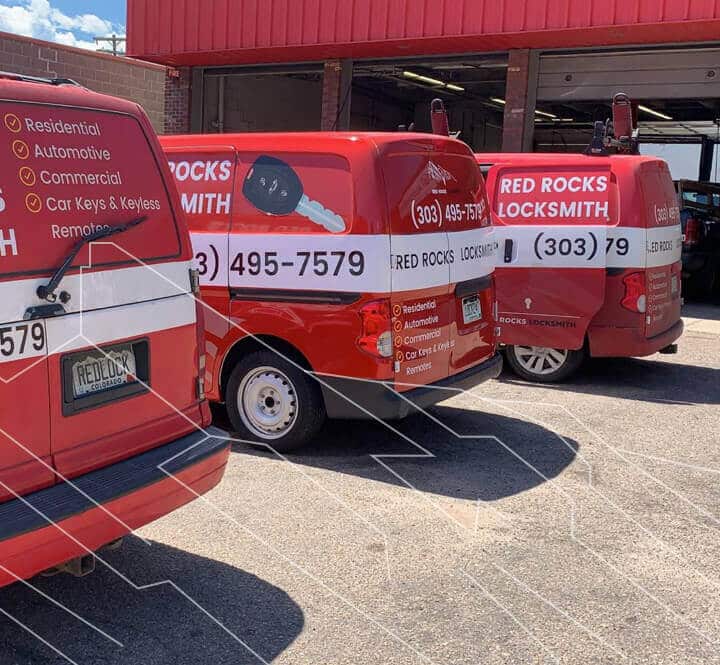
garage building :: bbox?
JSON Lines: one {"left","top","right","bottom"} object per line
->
{"left": 127, "top": 0, "right": 720, "bottom": 180}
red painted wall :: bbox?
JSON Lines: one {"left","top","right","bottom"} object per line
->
{"left": 128, "top": 0, "right": 720, "bottom": 65}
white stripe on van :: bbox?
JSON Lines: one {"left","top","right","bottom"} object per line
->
{"left": 493, "top": 225, "right": 681, "bottom": 270}
{"left": 195, "top": 229, "right": 497, "bottom": 293}
{"left": 0, "top": 261, "right": 191, "bottom": 326}
{"left": 0, "top": 293, "right": 196, "bottom": 369}
{"left": 45, "top": 292, "right": 197, "bottom": 356}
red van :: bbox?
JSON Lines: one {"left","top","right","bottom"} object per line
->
{"left": 477, "top": 152, "right": 683, "bottom": 381}
{"left": 0, "top": 73, "right": 229, "bottom": 587}
{"left": 161, "top": 132, "right": 502, "bottom": 451}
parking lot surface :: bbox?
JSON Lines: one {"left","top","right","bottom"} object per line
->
{"left": 1, "top": 306, "right": 718, "bottom": 665}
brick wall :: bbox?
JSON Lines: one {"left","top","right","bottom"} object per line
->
{"left": 321, "top": 59, "right": 352, "bottom": 131}
{"left": 164, "top": 67, "right": 191, "bottom": 134}
{"left": 501, "top": 49, "right": 538, "bottom": 152}
{"left": 0, "top": 31, "right": 167, "bottom": 133}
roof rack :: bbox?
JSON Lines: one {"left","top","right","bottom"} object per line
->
{"left": 0, "top": 71, "right": 80, "bottom": 87}
{"left": 585, "top": 93, "right": 640, "bottom": 157}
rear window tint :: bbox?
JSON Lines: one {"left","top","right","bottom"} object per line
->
{"left": 381, "top": 150, "right": 488, "bottom": 234}
{"left": 0, "top": 101, "right": 181, "bottom": 278}
{"left": 491, "top": 166, "right": 615, "bottom": 225}
{"left": 640, "top": 162, "right": 680, "bottom": 228}
{"left": 232, "top": 152, "right": 353, "bottom": 235}
{"left": 167, "top": 150, "right": 236, "bottom": 233}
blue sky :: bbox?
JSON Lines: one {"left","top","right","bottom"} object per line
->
{"left": 0, "top": 0, "right": 126, "bottom": 50}
{"left": 55, "top": 1, "right": 125, "bottom": 26}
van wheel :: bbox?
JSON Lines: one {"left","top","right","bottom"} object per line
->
{"left": 505, "top": 345, "right": 585, "bottom": 383}
{"left": 225, "top": 351, "right": 325, "bottom": 452}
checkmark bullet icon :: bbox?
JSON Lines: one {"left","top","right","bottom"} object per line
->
{"left": 4, "top": 113, "right": 21, "bottom": 133}
{"left": 12, "top": 139, "right": 30, "bottom": 160}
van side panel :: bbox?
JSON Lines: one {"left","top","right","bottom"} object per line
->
{"left": 165, "top": 144, "right": 394, "bottom": 391}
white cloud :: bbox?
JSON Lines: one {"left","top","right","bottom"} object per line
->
{"left": 0, "top": 0, "right": 124, "bottom": 52}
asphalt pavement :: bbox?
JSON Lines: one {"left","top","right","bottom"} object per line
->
{"left": 1, "top": 305, "right": 719, "bottom": 665}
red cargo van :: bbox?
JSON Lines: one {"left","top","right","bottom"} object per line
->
{"left": 477, "top": 152, "right": 683, "bottom": 381}
{"left": 162, "top": 132, "right": 502, "bottom": 451}
{"left": 0, "top": 73, "right": 229, "bottom": 588}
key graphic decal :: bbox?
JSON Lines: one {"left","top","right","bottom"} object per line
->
{"left": 242, "top": 155, "right": 347, "bottom": 233}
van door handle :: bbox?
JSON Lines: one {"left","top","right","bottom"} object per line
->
{"left": 24, "top": 304, "right": 66, "bottom": 320}
{"left": 503, "top": 239, "right": 514, "bottom": 263}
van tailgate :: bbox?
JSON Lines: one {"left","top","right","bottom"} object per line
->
{"left": 0, "top": 99, "right": 202, "bottom": 479}
{"left": 381, "top": 139, "right": 495, "bottom": 391}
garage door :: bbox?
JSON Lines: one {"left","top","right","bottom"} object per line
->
{"left": 538, "top": 48, "right": 720, "bottom": 102}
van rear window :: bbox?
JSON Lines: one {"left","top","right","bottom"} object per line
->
{"left": 491, "top": 166, "right": 615, "bottom": 225}
{"left": 232, "top": 152, "right": 353, "bottom": 235}
{"left": 640, "top": 161, "right": 680, "bottom": 228}
{"left": 381, "top": 151, "right": 489, "bottom": 234}
{"left": 0, "top": 101, "right": 181, "bottom": 278}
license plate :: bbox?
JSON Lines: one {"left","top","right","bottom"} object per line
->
{"left": 72, "top": 344, "right": 137, "bottom": 399}
{"left": 462, "top": 295, "right": 482, "bottom": 324}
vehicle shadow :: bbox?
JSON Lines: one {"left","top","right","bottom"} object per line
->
{"left": 226, "top": 405, "right": 579, "bottom": 502}
{"left": 500, "top": 356, "right": 720, "bottom": 406}
{"left": 0, "top": 536, "right": 303, "bottom": 665}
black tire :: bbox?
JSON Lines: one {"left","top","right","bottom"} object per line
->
{"left": 505, "top": 345, "right": 585, "bottom": 383}
{"left": 225, "top": 350, "right": 326, "bottom": 453}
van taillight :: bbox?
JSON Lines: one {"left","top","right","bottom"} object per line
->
{"left": 621, "top": 272, "right": 647, "bottom": 313}
{"left": 357, "top": 300, "right": 392, "bottom": 359}
{"left": 683, "top": 217, "right": 701, "bottom": 248}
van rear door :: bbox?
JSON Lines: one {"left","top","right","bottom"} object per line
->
{"left": 639, "top": 160, "right": 682, "bottom": 338}
{"left": 381, "top": 138, "right": 495, "bottom": 390}
{"left": 486, "top": 162, "right": 611, "bottom": 350}
{"left": 0, "top": 281, "right": 53, "bottom": 501}
{"left": 0, "top": 97, "right": 199, "bottom": 479}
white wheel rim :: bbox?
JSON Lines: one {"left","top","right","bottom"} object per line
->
{"left": 238, "top": 366, "right": 298, "bottom": 440}
{"left": 513, "top": 346, "right": 569, "bottom": 376}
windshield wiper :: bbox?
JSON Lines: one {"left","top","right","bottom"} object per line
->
{"left": 36, "top": 216, "right": 148, "bottom": 303}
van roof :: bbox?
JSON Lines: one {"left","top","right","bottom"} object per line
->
{"left": 0, "top": 73, "right": 143, "bottom": 116}
{"left": 476, "top": 152, "right": 664, "bottom": 168}
{"left": 161, "top": 131, "right": 471, "bottom": 153}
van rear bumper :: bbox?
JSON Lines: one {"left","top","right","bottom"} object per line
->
{"left": 588, "top": 320, "right": 684, "bottom": 358}
{"left": 0, "top": 428, "right": 229, "bottom": 589}
{"left": 321, "top": 353, "right": 503, "bottom": 420}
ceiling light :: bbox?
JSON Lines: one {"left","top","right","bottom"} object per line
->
{"left": 490, "top": 97, "right": 506, "bottom": 105}
{"left": 638, "top": 104, "right": 673, "bottom": 120}
{"left": 446, "top": 83, "right": 465, "bottom": 92}
{"left": 402, "top": 70, "right": 445, "bottom": 87}
{"left": 534, "top": 108, "right": 558, "bottom": 119}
